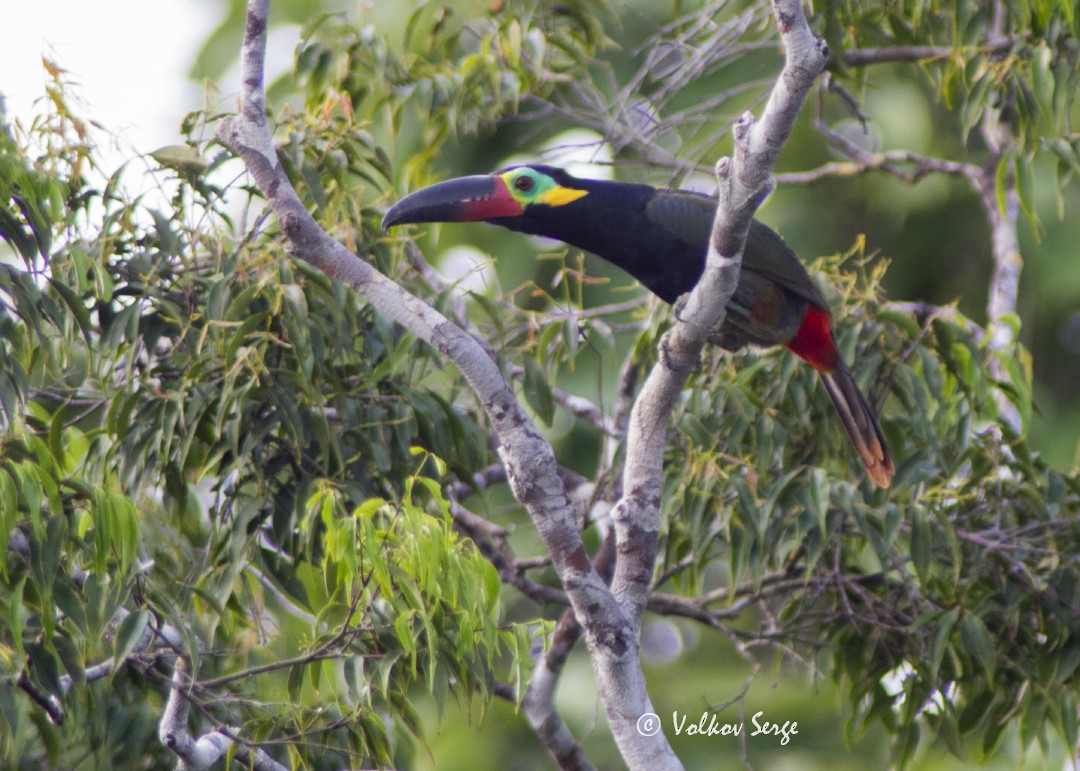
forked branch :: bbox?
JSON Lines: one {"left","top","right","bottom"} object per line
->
{"left": 215, "top": 0, "right": 825, "bottom": 767}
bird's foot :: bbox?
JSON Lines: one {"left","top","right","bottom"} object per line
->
{"left": 672, "top": 293, "right": 690, "bottom": 323}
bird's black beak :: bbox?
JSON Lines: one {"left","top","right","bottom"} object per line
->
{"left": 382, "top": 175, "right": 523, "bottom": 231}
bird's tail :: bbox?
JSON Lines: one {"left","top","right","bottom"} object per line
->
{"left": 818, "top": 364, "right": 894, "bottom": 488}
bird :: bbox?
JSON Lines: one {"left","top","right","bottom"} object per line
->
{"left": 382, "top": 164, "right": 894, "bottom": 488}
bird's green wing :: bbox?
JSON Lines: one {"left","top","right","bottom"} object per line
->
{"left": 643, "top": 188, "right": 714, "bottom": 250}
{"left": 645, "top": 189, "right": 828, "bottom": 309}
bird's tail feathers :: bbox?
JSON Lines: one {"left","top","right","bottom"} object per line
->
{"left": 819, "top": 365, "right": 894, "bottom": 488}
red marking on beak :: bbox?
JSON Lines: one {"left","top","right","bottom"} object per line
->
{"left": 382, "top": 175, "right": 522, "bottom": 230}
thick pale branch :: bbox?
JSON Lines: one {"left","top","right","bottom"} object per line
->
{"left": 159, "top": 657, "right": 287, "bottom": 771}
{"left": 522, "top": 610, "right": 596, "bottom": 771}
{"left": 218, "top": 0, "right": 616, "bottom": 643}
{"left": 522, "top": 534, "right": 614, "bottom": 770}
{"left": 610, "top": 0, "right": 827, "bottom": 643}
{"left": 974, "top": 168, "right": 1024, "bottom": 432}
{"left": 596, "top": 1, "right": 827, "bottom": 767}
{"left": 215, "top": 0, "right": 683, "bottom": 766}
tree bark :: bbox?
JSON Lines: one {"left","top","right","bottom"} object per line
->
{"left": 215, "top": 0, "right": 826, "bottom": 767}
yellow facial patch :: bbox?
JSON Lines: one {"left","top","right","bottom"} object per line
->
{"left": 538, "top": 186, "right": 588, "bottom": 207}
{"left": 499, "top": 167, "right": 590, "bottom": 209}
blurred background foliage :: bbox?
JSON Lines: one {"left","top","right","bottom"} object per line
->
{"left": 2, "top": 0, "right": 1080, "bottom": 768}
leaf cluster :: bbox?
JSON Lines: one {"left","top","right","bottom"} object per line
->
{"left": 0, "top": 58, "right": 536, "bottom": 767}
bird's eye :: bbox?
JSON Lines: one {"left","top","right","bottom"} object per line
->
{"left": 514, "top": 175, "right": 534, "bottom": 192}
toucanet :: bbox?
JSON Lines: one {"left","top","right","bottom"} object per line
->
{"left": 383, "top": 164, "right": 894, "bottom": 488}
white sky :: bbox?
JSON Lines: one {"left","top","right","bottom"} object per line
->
{"left": 2, "top": 1, "right": 217, "bottom": 160}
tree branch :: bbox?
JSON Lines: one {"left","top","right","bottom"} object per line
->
{"left": 789, "top": 91, "right": 1025, "bottom": 431}
{"left": 215, "top": 0, "right": 676, "bottom": 765}
{"left": 522, "top": 609, "right": 595, "bottom": 771}
{"left": 832, "top": 37, "right": 1018, "bottom": 69}
{"left": 521, "top": 533, "right": 615, "bottom": 771}
{"left": 774, "top": 144, "right": 981, "bottom": 187}
{"left": 159, "top": 657, "right": 288, "bottom": 771}
{"left": 8, "top": 531, "right": 185, "bottom": 726}
{"left": 218, "top": 0, "right": 614, "bottom": 654}
{"left": 216, "top": 1, "right": 827, "bottom": 767}
{"left": 591, "top": 2, "right": 827, "bottom": 766}
{"left": 614, "top": 0, "right": 828, "bottom": 666}
{"left": 976, "top": 19, "right": 1025, "bottom": 431}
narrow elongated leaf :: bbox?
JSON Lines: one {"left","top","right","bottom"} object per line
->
{"left": 9, "top": 576, "right": 26, "bottom": 663}
{"left": 930, "top": 607, "right": 960, "bottom": 683}
{"left": 910, "top": 509, "right": 930, "bottom": 583}
{"left": 522, "top": 356, "right": 555, "bottom": 426}
{"left": 960, "top": 613, "right": 996, "bottom": 676}
{"left": 111, "top": 610, "right": 151, "bottom": 681}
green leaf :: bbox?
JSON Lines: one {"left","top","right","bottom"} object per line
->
{"left": 111, "top": 610, "right": 150, "bottom": 682}
{"left": 0, "top": 205, "right": 39, "bottom": 264}
{"left": 562, "top": 316, "right": 579, "bottom": 361}
{"left": 930, "top": 607, "right": 960, "bottom": 683}
{"left": 960, "top": 614, "right": 996, "bottom": 676}
{"left": 25, "top": 643, "right": 63, "bottom": 704}
{"left": 958, "top": 690, "right": 995, "bottom": 734}
{"left": 877, "top": 309, "right": 922, "bottom": 338}
{"left": 149, "top": 144, "right": 211, "bottom": 175}
{"left": 361, "top": 711, "right": 392, "bottom": 766}
{"left": 287, "top": 663, "right": 304, "bottom": 704}
{"left": 40, "top": 513, "right": 67, "bottom": 589}
{"left": 53, "top": 635, "right": 84, "bottom": 690}
{"left": 1015, "top": 153, "right": 1039, "bottom": 236}
{"left": 1054, "top": 636, "right": 1080, "bottom": 685}
{"left": 481, "top": 560, "right": 501, "bottom": 615}
{"left": 92, "top": 490, "right": 113, "bottom": 575}
{"left": 994, "top": 152, "right": 1011, "bottom": 220}
{"left": 962, "top": 72, "right": 994, "bottom": 143}
{"left": 342, "top": 657, "right": 365, "bottom": 704}
{"left": 48, "top": 277, "right": 93, "bottom": 345}
{"left": 1057, "top": 690, "right": 1078, "bottom": 751}
{"left": 522, "top": 355, "right": 555, "bottom": 427}
{"left": 0, "top": 679, "right": 20, "bottom": 747}
{"left": 13, "top": 463, "right": 42, "bottom": 535}
{"left": 1020, "top": 692, "right": 1047, "bottom": 749}
{"left": 910, "top": 509, "right": 931, "bottom": 583}
{"left": 308, "top": 656, "right": 323, "bottom": 695}
{"left": 1030, "top": 43, "right": 1054, "bottom": 118}
{"left": 0, "top": 468, "right": 16, "bottom": 579}
{"left": 9, "top": 576, "right": 27, "bottom": 664}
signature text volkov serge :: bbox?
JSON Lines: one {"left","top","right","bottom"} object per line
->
{"left": 672, "top": 710, "right": 798, "bottom": 746}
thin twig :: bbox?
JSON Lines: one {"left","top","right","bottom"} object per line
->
{"left": 829, "top": 36, "right": 1020, "bottom": 69}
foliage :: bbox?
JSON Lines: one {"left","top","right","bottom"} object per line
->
{"left": 660, "top": 249, "right": 1080, "bottom": 766}
{"left": 2, "top": 0, "right": 1080, "bottom": 769}
{"left": 0, "top": 65, "right": 534, "bottom": 767}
